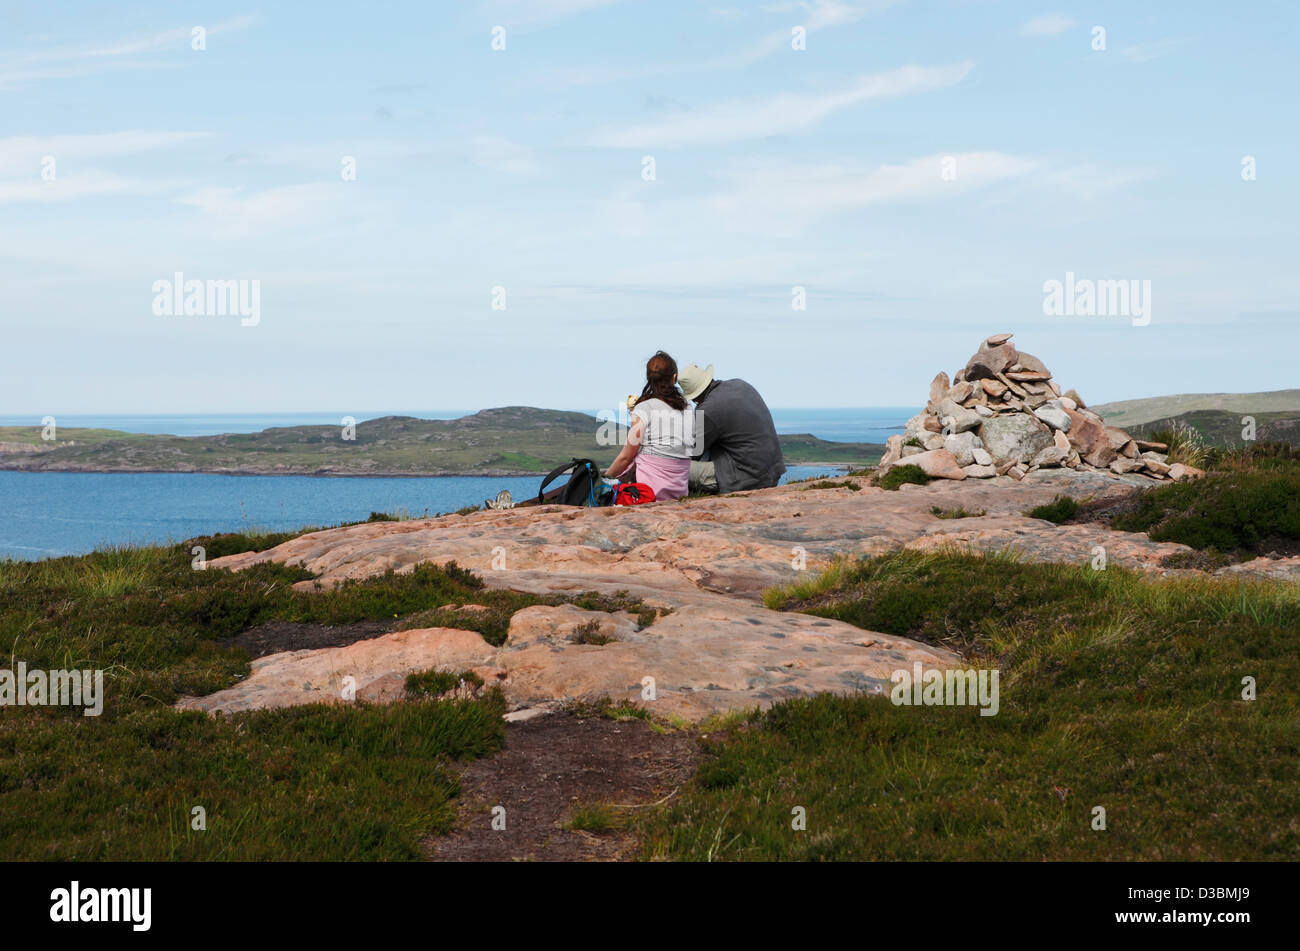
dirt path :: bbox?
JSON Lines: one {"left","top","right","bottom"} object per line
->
{"left": 427, "top": 712, "right": 699, "bottom": 862}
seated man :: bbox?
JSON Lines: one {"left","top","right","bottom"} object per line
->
{"left": 677, "top": 363, "right": 786, "bottom": 494}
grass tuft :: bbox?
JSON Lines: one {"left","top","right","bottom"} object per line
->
{"left": 1026, "top": 496, "right": 1079, "bottom": 524}
{"left": 564, "top": 802, "right": 624, "bottom": 833}
{"left": 930, "top": 506, "right": 985, "bottom": 519}
{"left": 570, "top": 619, "right": 616, "bottom": 645}
{"left": 405, "top": 669, "right": 484, "bottom": 700}
{"left": 879, "top": 465, "right": 930, "bottom": 491}
{"left": 1147, "top": 419, "right": 1209, "bottom": 469}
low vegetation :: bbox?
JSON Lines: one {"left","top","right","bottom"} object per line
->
{"left": 564, "top": 802, "right": 624, "bottom": 834}
{"left": 1159, "top": 549, "right": 1234, "bottom": 571}
{"left": 0, "top": 531, "right": 653, "bottom": 859}
{"left": 1146, "top": 419, "right": 1209, "bottom": 469}
{"left": 1126, "top": 410, "right": 1300, "bottom": 449}
{"left": 1110, "top": 468, "right": 1300, "bottom": 556}
{"left": 1026, "top": 496, "right": 1079, "bottom": 524}
{"left": 643, "top": 549, "right": 1300, "bottom": 860}
{"left": 878, "top": 464, "right": 930, "bottom": 491}
{"left": 801, "top": 479, "right": 862, "bottom": 492}
{"left": 930, "top": 506, "right": 985, "bottom": 519}
{"left": 1205, "top": 440, "right": 1300, "bottom": 472}
{"left": 570, "top": 620, "right": 616, "bottom": 645}
{"left": 1025, "top": 442, "right": 1300, "bottom": 562}
{"left": 405, "top": 669, "right": 484, "bottom": 700}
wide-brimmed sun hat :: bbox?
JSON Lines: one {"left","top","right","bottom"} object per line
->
{"left": 677, "top": 363, "right": 714, "bottom": 401}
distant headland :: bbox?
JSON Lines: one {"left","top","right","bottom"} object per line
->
{"left": 0, "top": 406, "right": 885, "bottom": 477}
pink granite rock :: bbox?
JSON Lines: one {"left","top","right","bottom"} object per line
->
{"left": 176, "top": 627, "right": 498, "bottom": 714}
{"left": 905, "top": 449, "right": 968, "bottom": 480}
{"left": 1168, "top": 463, "right": 1205, "bottom": 481}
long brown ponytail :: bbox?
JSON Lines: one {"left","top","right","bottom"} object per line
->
{"left": 634, "top": 351, "right": 688, "bottom": 411}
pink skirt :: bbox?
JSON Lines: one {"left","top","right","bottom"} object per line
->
{"left": 633, "top": 452, "right": 690, "bottom": 501}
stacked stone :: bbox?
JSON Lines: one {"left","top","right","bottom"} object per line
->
{"left": 878, "top": 333, "right": 1206, "bottom": 483}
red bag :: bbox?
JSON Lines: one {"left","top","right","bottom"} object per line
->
{"left": 614, "top": 482, "right": 656, "bottom": 505}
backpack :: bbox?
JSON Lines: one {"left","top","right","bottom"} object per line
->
{"left": 537, "top": 458, "right": 604, "bottom": 507}
{"left": 614, "top": 482, "right": 656, "bottom": 505}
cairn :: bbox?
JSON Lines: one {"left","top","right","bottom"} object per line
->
{"left": 877, "top": 333, "right": 1206, "bottom": 483}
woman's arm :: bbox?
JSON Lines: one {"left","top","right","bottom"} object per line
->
{"left": 605, "top": 416, "right": 644, "bottom": 479}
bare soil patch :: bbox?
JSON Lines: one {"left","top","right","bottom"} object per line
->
{"left": 1069, "top": 491, "right": 1146, "bottom": 525}
{"left": 228, "top": 618, "right": 401, "bottom": 657}
{"left": 427, "top": 711, "right": 700, "bottom": 862}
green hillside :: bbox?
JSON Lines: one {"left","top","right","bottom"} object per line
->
{"left": 1124, "top": 410, "right": 1300, "bottom": 448}
{"left": 1093, "top": 389, "right": 1300, "bottom": 428}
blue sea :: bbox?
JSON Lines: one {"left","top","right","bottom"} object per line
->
{"left": 0, "top": 408, "right": 911, "bottom": 561}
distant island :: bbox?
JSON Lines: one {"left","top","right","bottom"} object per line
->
{"left": 0, "top": 406, "right": 885, "bottom": 477}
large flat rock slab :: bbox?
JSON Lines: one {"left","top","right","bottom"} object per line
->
{"left": 190, "top": 469, "right": 1218, "bottom": 720}
{"left": 490, "top": 603, "right": 952, "bottom": 721}
{"left": 210, "top": 468, "right": 1174, "bottom": 593}
{"left": 1217, "top": 554, "right": 1300, "bottom": 582}
{"left": 177, "top": 627, "right": 496, "bottom": 714}
{"left": 179, "top": 601, "right": 955, "bottom": 721}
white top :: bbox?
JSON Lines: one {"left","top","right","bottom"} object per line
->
{"left": 631, "top": 398, "right": 697, "bottom": 459}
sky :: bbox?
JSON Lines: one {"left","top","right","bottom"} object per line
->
{"left": 2, "top": 0, "right": 1297, "bottom": 414}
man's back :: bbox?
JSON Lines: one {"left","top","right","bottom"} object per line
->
{"left": 695, "top": 379, "right": 786, "bottom": 492}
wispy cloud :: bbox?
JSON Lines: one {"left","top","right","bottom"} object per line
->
{"left": 575, "top": 150, "right": 1043, "bottom": 254}
{"left": 174, "top": 183, "right": 385, "bottom": 239}
{"left": 704, "top": 151, "right": 1042, "bottom": 223}
{"left": 758, "top": 0, "right": 906, "bottom": 41}
{"left": 582, "top": 149, "right": 1150, "bottom": 250}
{"left": 478, "top": 0, "right": 625, "bottom": 28}
{"left": 588, "top": 61, "right": 974, "bottom": 148}
{"left": 1034, "top": 162, "right": 1158, "bottom": 198}
{"left": 528, "top": 0, "right": 907, "bottom": 89}
{"left": 0, "top": 14, "right": 259, "bottom": 89}
{"left": 1117, "top": 38, "right": 1182, "bottom": 63}
{"left": 0, "top": 131, "right": 210, "bottom": 202}
{"left": 1020, "top": 14, "right": 1077, "bottom": 37}
{"left": 0, "top": 59, "right": 178, "bottom": 90}
{"left": 718, "top": 1, "right": 911, "bottom": 72}
{"left": 0, "top": 170, "right": 191, "bottom": 203}
{"left": 0, "top": 131, "right": 209, "bottom": 175}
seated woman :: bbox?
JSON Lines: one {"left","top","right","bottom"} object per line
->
{"left": 604, "top": 351, "right": 695, "bottom": 502}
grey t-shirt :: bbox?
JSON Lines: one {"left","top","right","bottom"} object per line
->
{"left": 631, "top": 398, "right": 696, "bottom": 459}
{"left": 692, "top": 379, "right": 786, "bottom": 492}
